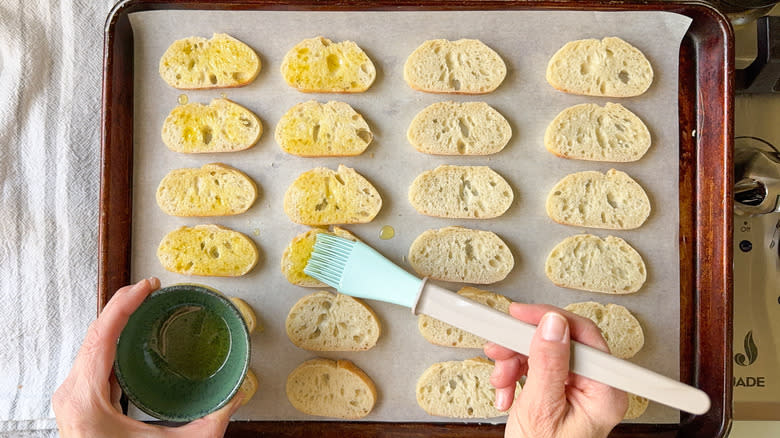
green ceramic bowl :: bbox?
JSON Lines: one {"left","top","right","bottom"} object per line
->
{"left": 115, "top": 284, "right": 250, "bottom": 422}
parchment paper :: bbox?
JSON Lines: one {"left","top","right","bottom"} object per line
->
{"left": 127, "top": 9, "right": 692, "bottom": 424}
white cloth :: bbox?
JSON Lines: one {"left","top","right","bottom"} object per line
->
{"left": 0, "top": 0, "right": 115, "bottom": 435}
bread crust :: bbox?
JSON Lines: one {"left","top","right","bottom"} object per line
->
{"left": 161, "top": 98, "right": 262, "bottom": 153}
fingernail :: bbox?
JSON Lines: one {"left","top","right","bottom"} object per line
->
{"left": 495, "top": 389, "right": 508, "bottom": 411}
{"left": 540, "top": 312, "right": 567, "bottom": 342}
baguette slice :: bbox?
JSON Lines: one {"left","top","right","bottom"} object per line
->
{"left": 563, "top": 301, "right": 644, "bottom": 359}
{"left": 161, "top": 98, "right": 262, "bottom": 153}
{"left": 159, "top": 33, "right": 260, "bottom": 89}
{"left": 545, "top": 234, "right": 646, "bottom": 294}
{"left": 156, "top": 163, "right": 257, "bottom": 216}
{"left": 281, "top": 227, "right": 359, "bottom": 287}
{"left": 409, "top": 165, "right": 513, "bottom": 219}
{"left": 546, "top": 169, "right": 651, "bottom": 230}
{"left": 546, "top": 37, "right": 653, "bottom": 97}
{"left": 280, "top": 37, "right": 376, "bottom": 93}
{"left": 544, "top": 103, "right": 651, "bottom": 162}
{"left": 286, "top": 358, "right": 377, "bottom": 419}
{"left": 407, "top": 101, "right": 511, "bottom": 155}
{"left": 404, "top": 39, "right": 506, "bottom": 94}
{"left": 418, "top": 287, "right": 511, "bottom": 348}
{"left": 275, "top": 101, "right": 372, "bottom": 157}
{"left": 283, "top": 165, "right": 382, "bottom": 225}
{"left": 237, "top": 369, "right": 259, "bottom": 406}
{"left": 157, "top": 225, "right": 258, "bottom": 276}
{"left": 409, "top": 227, "right": 514, "bottom": 284}
{"left": 625, "top": 393, "right": 649, "bottom": 419}
{"left": 416, "top": 357, "right": 518, "bottom": 418}
{"left": 229, "top": 297, "right": 260, "bottom": 334}
{"left": 286, "top": 291, "right": 381, "bottom": 351}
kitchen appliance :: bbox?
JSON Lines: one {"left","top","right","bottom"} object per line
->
{"left": 732, "top": 11, "right": 780, "bottom": 422}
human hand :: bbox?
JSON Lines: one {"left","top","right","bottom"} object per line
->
{"left": 53, "top": 278, "right": 248, "bottom": 438}
{"left": 484, "top": 303, "right": 627, "bottom": 438}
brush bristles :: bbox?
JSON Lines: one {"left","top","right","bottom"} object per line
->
{"left": 304, "top": 234, "right": 357, "bottom": 288}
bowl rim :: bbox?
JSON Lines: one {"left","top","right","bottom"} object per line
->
{"left": 114, "top": 283, "right": 250, "bottom": 422}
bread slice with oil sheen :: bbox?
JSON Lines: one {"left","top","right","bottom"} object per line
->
{"left": 285, "top": 291, "right": 381, "bottom": 351}
{"left": 281, "top": 227, "right": 359, "bottom": 287}
{"left": 546, "top": 169, "right": 650, "bottom": 230}
{"left": 161, "top": 98, "right": 262, "bottom": 153}
{"left": 159, "top": 33, "right": 260, "bottom": 89}
{"left": 280, "top": 37, "right": 376, "bottom": 93}
{"left": 544, "top": 102, "right": 651, "bottom": 162}
{"left": 407, "top": 101, "right": 511, "bottom": 155}
{"left": 286, "top": 358, "right": 377, "bottom": 419}
{"left": 408, "top": 165, "right": 513, "bottom": 219}
{"left": 156, "top": 224, "right": 258, "bottom": 276}
{"left": 416, "top": 357, "right": 519, "bottom": 418}
{"left": 545, "top": 234, "right": 646, "bottom": 294}
{"left": 404, "top": 39, "right": 506, "bottom": 94}
{"left": 408, "top": 226, "right": 514, "bottom": 284}
{"left": 275, "top": 101, "right": 372, "bottom": 157}
{"left": 564, "top": 301, "right": 645, "bottom": 359}
{"left": 418, "top": 287, "right": 511, "bottom": 348}
{"left": 156, "top": 163, "right": 257, "bottom": 216}
{"left": 283, "top": 165, "right": 382, "bottom": 225}
{"left": 546, "top": 37, "right": 653, "bottom": 97}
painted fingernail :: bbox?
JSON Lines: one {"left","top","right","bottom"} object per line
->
{"left": 540, "top": 312, "right": 567, "bottom": 342}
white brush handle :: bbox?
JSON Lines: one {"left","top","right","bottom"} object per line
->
{"left": 414, "top": 281, "right": 710, "bottom": 415}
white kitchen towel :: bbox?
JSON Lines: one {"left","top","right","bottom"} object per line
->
{"left": 0, "top": 0, "right": 115, "bottom": 435}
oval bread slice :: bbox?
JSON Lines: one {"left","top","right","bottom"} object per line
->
{"left": 409, "top": 165, "right": 513, "bottom": 219}
{"left": 237, "top": 368, "right": 259, "bottom": 406}
{"left": 159, "top": 33, "right": 260, "bottom": 89}
{"left": 161, "top": 98, "right": 262, "bottom": 153}
{"left": 624, "top": 393, "right": 649, "bottom": 419}
{"left": 546, "top": 37, "right": 653, "bottom": 97}
{"left": 283, "top": 165, "right": 382, "bottom": 225}
{"left": 286, "top": 291, "right": 381, "bottom": 351}
{"left": 419, "top": 287, "right": 511, "bottom": 348}
{"left": 407, "top": 101, "right": 511, "bottom": 155}
{"left": 286, "top": 358, "right": 377, "bottom": 419}
{"left": 275, "top": 101, "right": 372, "bottom": 157}
{"left": 156, "top": 163, "right": 257, "bottom": 216}
{"left": 545, "top": 234, "right": 646, "bottom": 294}
{"left": 564, "top": 301, "right": 645, "bottom": 359}
{"left": 404, "top": 39, "right": 506, "bottom": 94}
{"left": 544, "top": 103, "right": 651, "bottom": 162}
{"left": 280, "top": 37, "right": 376, "bottom": 93}
{"left": 409, "top": 227, "right": 514, "bottom": 284}
{"left": 546, "top": 169, "right": 651, "bottom": 230}
{"left": 157, "top": 224, "right": 258, "bottom": 276}
{"left": 281, "top": 227, "right": 359, "bottom": 287}
{"left": 229, "top": 297, "right": 260, "bottom": 334}
{"left": 416, "top": 357, "right": 518, "bottom": 418}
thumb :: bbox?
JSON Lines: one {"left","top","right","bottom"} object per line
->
{"left": 519, "top": 312, "right": 571, "bottom": 421}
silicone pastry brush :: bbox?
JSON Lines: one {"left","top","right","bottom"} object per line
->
{"left": 304, "top": 234, "right": 711, "bottom": 415}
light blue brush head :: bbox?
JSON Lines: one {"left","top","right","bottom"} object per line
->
{"left": 304, "top": 233, "right": 422, "bottom": 309}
